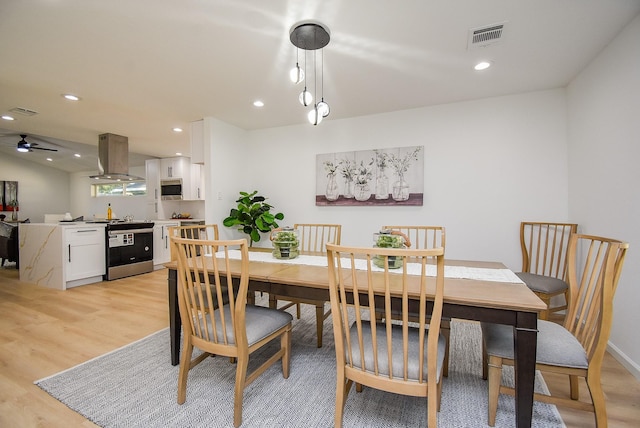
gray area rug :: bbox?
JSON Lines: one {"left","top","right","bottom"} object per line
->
{"left": 36, "top": 301, "right": 564, "bottom": 427}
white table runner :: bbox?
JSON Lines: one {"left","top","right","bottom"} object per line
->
{"left": 215, "top": 250, "right": 524, "bottom": 284}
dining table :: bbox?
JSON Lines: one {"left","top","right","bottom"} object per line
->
{"left": 165, "top": 250, "right": 546, "bottom": 428}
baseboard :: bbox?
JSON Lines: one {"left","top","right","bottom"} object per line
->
{"left": 607, "top": 341, "right": 640, "bottom": 381}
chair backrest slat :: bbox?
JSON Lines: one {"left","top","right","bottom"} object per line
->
{"left": 169, "top": 224, "right": 219, "bottom": 261}
{"left": 294, "top": 223, "right": 341, "bottom": 253}
{"left": 564, "top": 234, "right": 628, "bottom": 361}
{"left": 520, "top": 222, "right": 577, "bottom": 280}
{"left": 382, "top": 225, "right": 445, "bottom": 250}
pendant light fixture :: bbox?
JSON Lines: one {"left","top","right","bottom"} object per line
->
{"left": 289, "top": 47, "right": 305, "bottom": 84}
{"left": 289, "top": 20, "right": 330, "bottom": 125}
{"left": 298, "top": 49, "right": 312, "bottom": 106}
{"left": 308, "top": 50, "right": 323, "bottom": 125}
{"left": 316, "top": 48, "right": 330, "bottom": 118}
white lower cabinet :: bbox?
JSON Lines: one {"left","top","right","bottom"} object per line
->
{"left": 64, "top": 226, "right": 106, "bottom": 285}
{"left": 153, "top": 221, "right": 180, "bottom": 268}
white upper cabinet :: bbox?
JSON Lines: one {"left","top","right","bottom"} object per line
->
{"left": 160, "top": 157, "right": 189, "bottom": 180}
{"left": 190, "top": 120, "right": 204, "bottom": 165}
{"left": 147, "top": 156, "right": 204, "bottom": 202}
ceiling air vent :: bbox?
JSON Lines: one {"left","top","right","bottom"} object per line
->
{"left": 9, "top": 107, "right": 39, "bottom": 116}
{"left": 467, "top": 22, "right": 507, "bottom": 50}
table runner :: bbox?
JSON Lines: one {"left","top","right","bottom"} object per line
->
{"left": 214, "top": 250, "right": 524, "bottom": 284}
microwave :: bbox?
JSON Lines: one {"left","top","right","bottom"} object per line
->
{"left": 160, "top": 179, "right": 183, "bottom": 200}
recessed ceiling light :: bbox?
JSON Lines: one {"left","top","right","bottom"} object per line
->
{"left": 46, "top": 158, "right": 53, "bottom": 162}
{"left": 74, "top": 153, "right": 81, "bottom": 158}
{"left": 474, "top": 61, "right": 491, "bottom": 71}
{"left": 1, "top": 115, "right": 15, "bottom": 121}
{"left": 253, "top": 100, "right": 264, "bottom": 107}
{"left": 63, "top": 94, "right": 81, "bottom": 101}
{"left": 172, "top": 127, "right": 183, "bottom": 132}
{"left": 176, "top": 152, "right": 182, "bottom": 156}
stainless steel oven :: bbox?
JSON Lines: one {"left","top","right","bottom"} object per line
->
{"left": 105, "top": 221, "right": 154, "bottom": 280}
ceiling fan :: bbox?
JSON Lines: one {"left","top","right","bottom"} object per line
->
{"left": 17, "top": 134, "right": 58, "bottom": 152}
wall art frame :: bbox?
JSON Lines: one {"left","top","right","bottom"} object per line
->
{"left": 316, "top": 146, "right": 423, "bottom": 206}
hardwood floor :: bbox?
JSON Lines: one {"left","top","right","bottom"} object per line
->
{"left": 1, "top": 265, "right": 639, "bottom": 427}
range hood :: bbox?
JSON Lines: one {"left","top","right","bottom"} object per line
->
{"left": 90, "top": 133, "right": 143, "bottom": 181}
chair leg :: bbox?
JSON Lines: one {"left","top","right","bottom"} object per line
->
{"left": 570, "top": 374, "right": 579, "bottom": 400}
{"left": 177, "top": 338, "right": 194, "bottom": 404}
{"left": 233, "top": 356, "right": 249, "bottom": 428}
{"left": 586, "top": 371, "right": 608, "bottom": 428}
{"left": 536, "top": 292, "right": 551, "bottom": 320}
{"left": 281, "top": 326, "right": 291, "bottom": 378}
{"left": 334, "top": 370, "right": 347, "bottom": 428}
{"left": 428, "top": 378, "right": 439, "bottom": 427}
{"left": 487, "top": 355, "right": 503, "bottom": 427}
{"left": 315, "top": 304, "right": 324, "bottom": 348}
{"left": 296, "top": 303, "right": 301, "bottom": 319}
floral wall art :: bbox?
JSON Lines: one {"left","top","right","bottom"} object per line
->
{"left": 316, "top": 146, "right": 424, "bottom": 206}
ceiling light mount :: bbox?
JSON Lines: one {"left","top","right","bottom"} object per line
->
{"left": 289, "top": 20, "right": 331, "bottom": 125}
{"left": 289, "top": 21, "right": 330, "bottom": 51}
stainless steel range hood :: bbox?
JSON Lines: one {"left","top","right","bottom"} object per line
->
{"left": 90, "top": 133, "right": 143, "bottom": 181}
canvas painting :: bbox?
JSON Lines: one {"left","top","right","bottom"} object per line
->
{"left": 316, "top": 146, "right": 423, "bottom": 206}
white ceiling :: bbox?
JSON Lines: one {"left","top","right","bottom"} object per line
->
{"left": 1, "top": 0, "right": 639, "bottom": 173}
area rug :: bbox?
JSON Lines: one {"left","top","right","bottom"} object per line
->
{"left": 36, "top": 303, "right": 565, "bottom": 427}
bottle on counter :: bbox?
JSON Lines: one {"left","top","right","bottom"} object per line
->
{"left": 107, "top": 203, "right": 113, "bottom": 220}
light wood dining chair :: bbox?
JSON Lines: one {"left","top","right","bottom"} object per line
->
{"left": 517, "top": 221, "right": 578, "bottom": 320}
{"left": 382, "top": 225, "right": 450, "bottom": 377}
{"left": 168, "top": 224, "right": 219, "bottom": 261}
{"left": 269, "top": 223, "right": 341, "bottom": 348}
{"left": 172, "top": 236, "right": 292, "bottom": 428}
{"left": 481, "top": 233, "right": 628, "bottom": 427}
{"left": 326, "top": 243, "right": 447, "bottom": 427}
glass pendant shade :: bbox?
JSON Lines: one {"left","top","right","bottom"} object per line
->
{"left": 308, "top": 105, "right": 323, "bottom": 125}
{"left": 289, "top": 63, "right": 304, "bottom": 84}
{"left": 317, "top": 100, "right": 330, "bottom": 117}
{"left": 299, "top": 88, "right": 312, "bottom": 106}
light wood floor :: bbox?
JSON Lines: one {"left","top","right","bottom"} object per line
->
{"left": 1, "top": 265, "right": 639, "bottom": 427}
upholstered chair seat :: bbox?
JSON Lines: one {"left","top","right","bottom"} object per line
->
{"left": 515, "top": 272, "right": 569, "bottom": 295}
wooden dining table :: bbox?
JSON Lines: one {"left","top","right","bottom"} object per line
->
{"left": 165, "top": 252, "right": 546, "bottom": 428}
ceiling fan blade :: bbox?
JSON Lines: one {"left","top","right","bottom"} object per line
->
{"left": 16, "top": 134, "right": 58, "bottom": 152}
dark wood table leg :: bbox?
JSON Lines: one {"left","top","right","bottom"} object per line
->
{"left": 168, "top": 268, "right": 181, "bottom": 366}
{"left": 513, "top": 311, "right": 538, "bottom": 428}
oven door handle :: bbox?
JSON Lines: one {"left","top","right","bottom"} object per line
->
{"left": 108, "top": 228, "right": 154, "bottom": 236}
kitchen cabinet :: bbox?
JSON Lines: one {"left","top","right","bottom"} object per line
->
{"left": 19, "top": 223, "right": 107, "bottom": 290}
{"left": 186, "top": 163, "right": 204, "bottom": 200}
{"left": 153, "top": 221, "right": 179, "bottom": 268}
{"left": 160, "top": 157, "right": 189, "bottom": 180}
{"left": 64, "top": 226, "right": 106, "bottom": 283}
{"left": 190, "top": 119, "right": 204, "bottom": 164}
{"left": 145, "top": 159, "right": 161, "bottom": 217}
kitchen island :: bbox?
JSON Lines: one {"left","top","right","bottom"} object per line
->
{"left": 19, "top": 222, "right": 107, "bottom": 290}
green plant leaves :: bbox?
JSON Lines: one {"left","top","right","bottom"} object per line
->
{"left": 223, "top": 191, "right": 284, "bottom": 245}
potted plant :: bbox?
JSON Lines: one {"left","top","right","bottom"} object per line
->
{"left": 222, "top": 191, "right": 284, "bottom": 246}
{"left": 270, "top": 227, "right": 300, "bottom": 259}
{"left": 373, "top": 229, "right": 407, "bottom": 269}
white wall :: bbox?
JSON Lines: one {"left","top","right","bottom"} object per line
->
{"left": 0, "top": 154, "right": 70, "bottom": 222}
{"left": 236, "top": 89, "right": 569, "bottom": 271}
{"left": 567, "top": 14, "right": 640, "bottom": 377}
{"left": 205, "top": 117, "right": 251, "bottom": 234}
